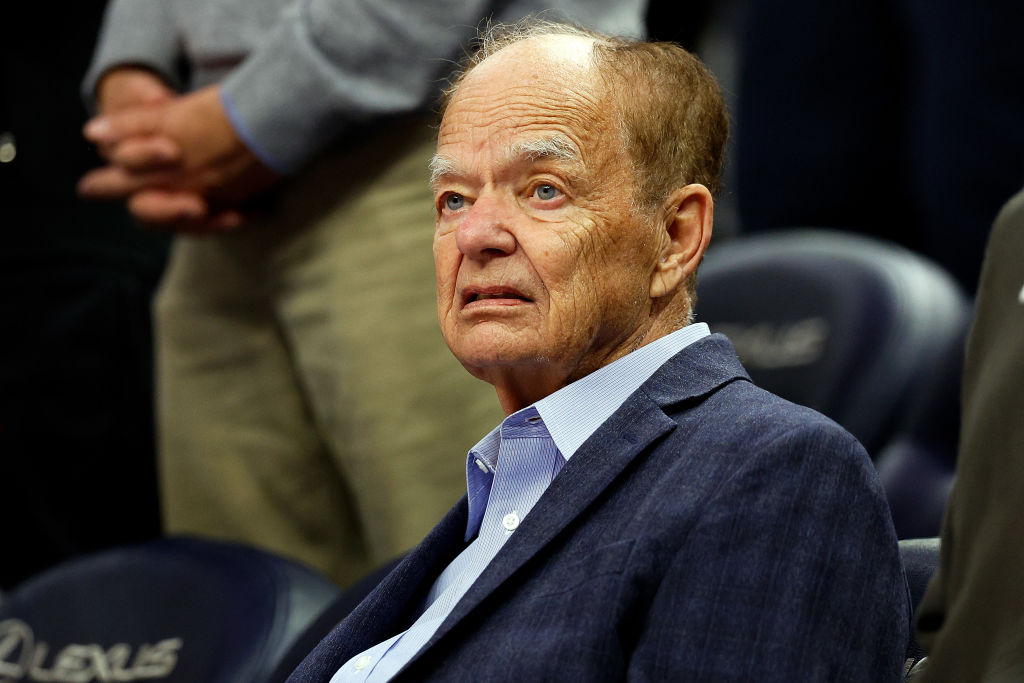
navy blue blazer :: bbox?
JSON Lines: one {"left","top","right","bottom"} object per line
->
{"left": 288, "top": 335, "right": 910, "bottom": 681}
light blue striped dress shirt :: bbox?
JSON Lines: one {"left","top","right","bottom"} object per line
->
{"left": 330, "top": 323, "right": 710, "bottom": 682}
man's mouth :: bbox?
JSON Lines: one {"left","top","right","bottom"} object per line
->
{"left": 462, "top": 287, "right": 532, "bottom": 306}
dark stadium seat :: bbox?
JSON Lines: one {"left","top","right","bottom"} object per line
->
{"left": 696, "top": 228, "right": 971, "bottom": 455}
{"left": 0, "top": 536, "right": 343, "bottom": 683}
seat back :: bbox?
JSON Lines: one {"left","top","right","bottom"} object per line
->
{"left": 0, "top": 536, "right": 341, "bottom": 683}
{"left": 264, "top": 554, "right": 406, "bottom": 681}
{"left": 875, "top": 439, "right": 957, "bottom": 540}
{"left": 873, "top": 301, "right": 965, "bottom": 537}
{"left": 696, "top": 228, "right": 971, "bottom": 458}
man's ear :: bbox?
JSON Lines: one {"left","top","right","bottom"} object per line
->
{"left": 650, "top": 184, "right": 713, "bottom": 299}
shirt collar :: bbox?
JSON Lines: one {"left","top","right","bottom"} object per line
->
{"left": 463, "top": 323, "right": 709, "bottom": 536}
{"left": 537, "top": 322, "right": 710, "bottom": 459}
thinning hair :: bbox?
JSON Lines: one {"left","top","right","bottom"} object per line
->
{"left": 439, "top": 19, "right": 729, "bottom": 207}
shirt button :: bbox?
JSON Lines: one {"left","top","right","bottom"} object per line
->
{"left": 354, "top": 655, "right": 372, "bottom": 671}
{"left": 502, "top": 512, "right": 520, "bottom": 531}
{"left": 475, "top": 458, "right": 488, "bottom": 473}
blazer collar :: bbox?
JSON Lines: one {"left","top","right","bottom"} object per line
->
{"left": 640, "top": 333, "right": 751, "bottom": 409}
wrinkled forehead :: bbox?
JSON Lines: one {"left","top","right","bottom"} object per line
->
{"left": 436, "top": 35, "right": 616, "bottom": 169}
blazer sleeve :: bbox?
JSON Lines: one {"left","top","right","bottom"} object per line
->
{"left": 627, "top": 423, "right": 910, "bottom": 682}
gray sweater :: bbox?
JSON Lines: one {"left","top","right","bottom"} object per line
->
{"left": 83, "top": 0, "right": 644, "bottom": 173}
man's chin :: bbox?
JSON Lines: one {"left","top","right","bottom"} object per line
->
{"left": 452, "top": 347, "right": 551, "bottom": 384}
{"left": 446, "top": 325, "right": 533, "bottom": 361}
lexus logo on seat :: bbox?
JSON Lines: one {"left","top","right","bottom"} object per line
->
{"left": 0, "top": 619, "right": 182, "bottom": 682}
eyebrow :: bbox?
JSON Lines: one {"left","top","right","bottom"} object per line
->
{"left": 508, "top": 135, "right": 582, "bottom": 165}
{"left": 429, "top": 154, "right": 461, "bottom": 188}
{"left": 429, "top": 135, "right": 583, "bottom": 188}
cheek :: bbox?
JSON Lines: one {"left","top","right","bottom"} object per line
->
{"left": 433, "top": 237, "right": 460, "bottom": 309}
{"left": 563, "top": 227, "right": 656, "bottom": 331}
{"left": 548, "top": 217, "right": 636, "bottom": 296}
{"left": 536, "top": 236, "right": 608, "bottom": 339}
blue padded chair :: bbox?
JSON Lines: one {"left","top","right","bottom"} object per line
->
{"left": 696, "top": 228, "right": 971, "bottom": 457}
{"left": 264, "top": 554, "right": 406, "bottom": 679}
{"left": 696, "top": 229, "right": 970, "bottom": 537}
{"left": 899, "top": 537, "right": 940, "bottom": 679}
{"left": 0, "top": 536, "right": 343, "bottom": 682}
{"left": 873, "top": 310, "right": 964, "bottom": 539}
{"left": 876, "top": 438, "right": 957, "bottom": 542}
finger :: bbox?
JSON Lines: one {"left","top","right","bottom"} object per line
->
{"left": 129, "top": 190, "right": 247, "bottom": 234}
{"left": 205, "top": 209, "right": 246, "bottom": 232}
{"left": 97, "top": 67, "right": 177, "bottom": 114}
{"left": 110, "top": 136, "right": 182, "bottom": 171}
{"left": 76, "top": 165, "right": 182, "bottom": 200}
{"left": 171, "top": 211, "right": 247, "bottom": 236}
{"left": 83, "top": 105, "right": 165, "bottom": 146}
{"left": 104, "top": 88, "right": 173, "bottom": 113}
{"left": 128, "top": 189, "right": 209, "bottom": 225}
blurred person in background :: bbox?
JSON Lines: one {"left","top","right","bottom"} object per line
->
{"left": 913, "top": 186, "right": 1024, "bottom": 681}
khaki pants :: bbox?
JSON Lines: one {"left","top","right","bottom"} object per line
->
{"left": 153, "top": 119, "right": 503, "bottom": 586}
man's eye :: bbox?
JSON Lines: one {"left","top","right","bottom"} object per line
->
{"left": 533, "top": 184, "right": 561, "bottom": 201}
{"left": 444, "top": 193, "right": 466, "bottom": 211}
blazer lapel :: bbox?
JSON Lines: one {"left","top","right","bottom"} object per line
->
{"left": 640, "top": 334, "right": 752, "bottom": 410}
{"left": 407, "top": 334, "right": 750, "bottom": 663}
{"left": 287, "top": 499, "right": 470, "bottom": 682}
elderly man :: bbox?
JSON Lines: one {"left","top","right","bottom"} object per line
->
{"left": 288, "top": 22, "right": 910, "bottom": 683}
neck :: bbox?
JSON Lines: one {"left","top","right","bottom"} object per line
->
{"left": 486, "top": 311, "right": 690, "bottom": 415}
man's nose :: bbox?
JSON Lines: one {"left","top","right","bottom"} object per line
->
{"left": 455, "top": 193, "right": 517, "bottom": 259}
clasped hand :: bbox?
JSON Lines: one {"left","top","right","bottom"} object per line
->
{"left": 78, "top": 68, "right": 277, "bottom": 234}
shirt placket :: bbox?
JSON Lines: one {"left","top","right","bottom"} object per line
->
{"left": 342, "top": 412, "right": 560, "bottom": 683}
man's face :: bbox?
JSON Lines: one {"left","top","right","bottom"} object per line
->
{"left": 432, "top": 37, "right": 665, "bottom": 413}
